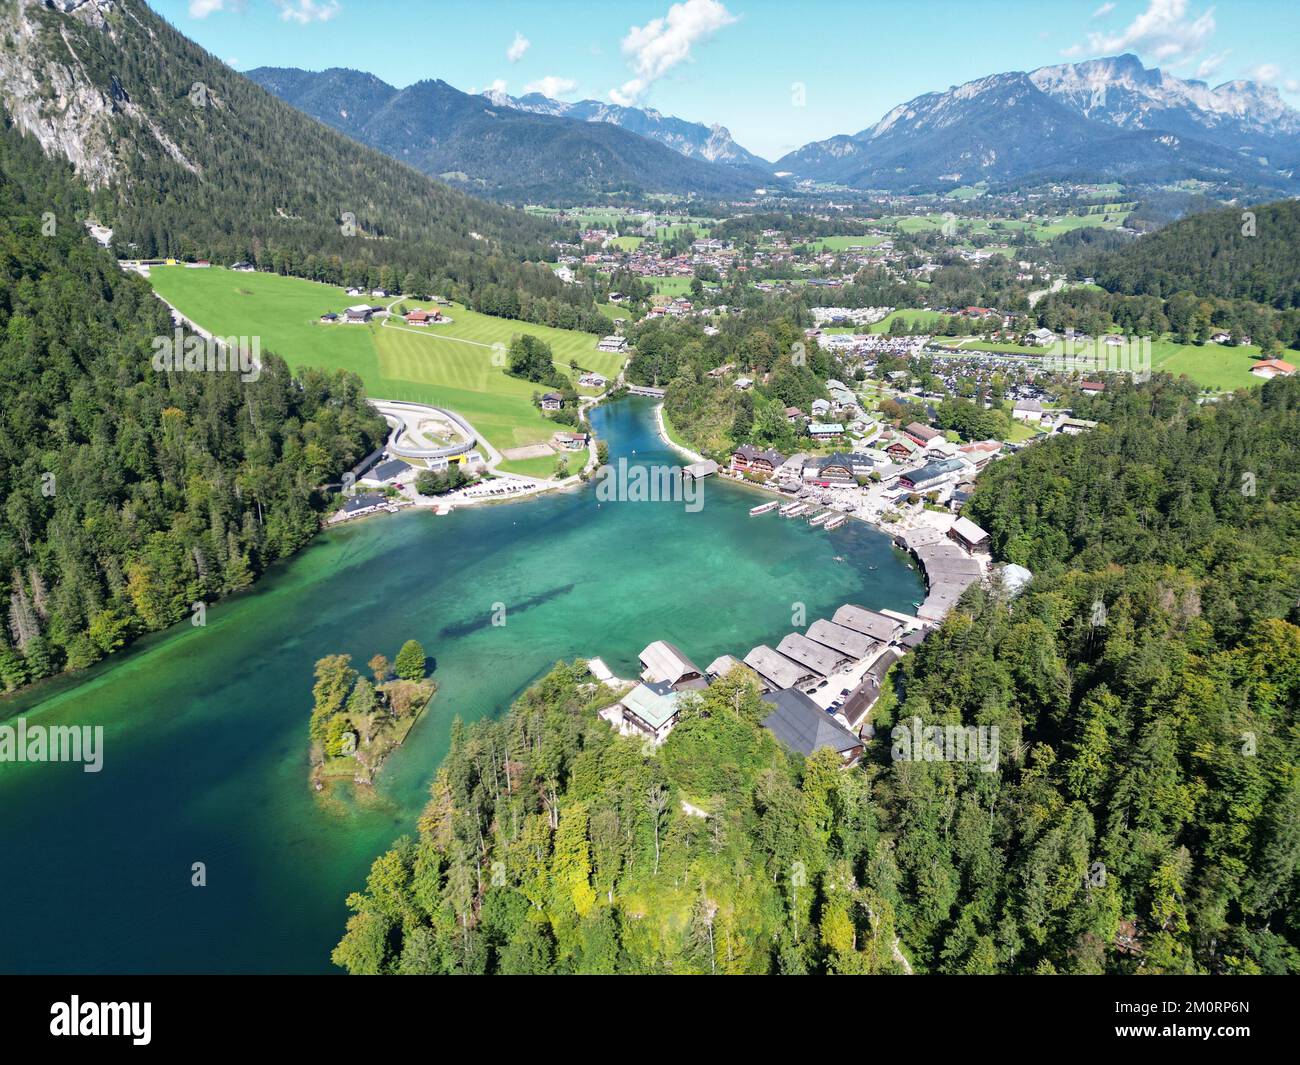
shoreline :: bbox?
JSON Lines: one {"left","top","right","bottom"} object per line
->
{"left": 653, "top": 402, "right": 706, "bottom": 463}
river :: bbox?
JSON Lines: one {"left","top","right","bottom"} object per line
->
{"left": 0, "top": 397, "right": 922, "bottom": 973}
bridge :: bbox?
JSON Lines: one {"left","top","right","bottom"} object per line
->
{"left": 625, "top": 384, "right": 666, "bottom": 398}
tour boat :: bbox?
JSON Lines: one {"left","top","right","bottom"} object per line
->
{"left": 824, "top": 515, "right": 847, "bottom": 531}
{"left": 749, "top": 501, "right": 779, "bottom": 516}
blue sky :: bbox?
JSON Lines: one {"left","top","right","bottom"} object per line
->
{"left": 156, "top": 0, "right": 1300, "bottom": 160}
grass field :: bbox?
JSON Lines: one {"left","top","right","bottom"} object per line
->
{"left": 882, "top": 208, "right": 1132, "bottom": 243}
{"left": 608, "top": 235, "right": 644, "bottom": 252}
{"left": 1002, "top": 419, "right": 1043, "bottom": 443}
{"left": 147, "top": 267, "right": 627, "bottom": 475}
{"left": 649, "top": 276, "right": 695, "bottom": 297}
{"left": 868, "top": 309, "right": 944, "bottom": 334}
{"left": 960, "top": 335, "right": 1296, "bottom": 391}
{"left": 655, "top": 223, "right": 712, "bottom": 242}
{"left": 814, "top": 234, "right": 886, "bottom": 252}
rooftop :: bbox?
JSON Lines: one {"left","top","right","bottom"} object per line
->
{"left": 639, "top": 640, "right": 703, "bottom": 687}
{"left": 777, "top": 632, "right": 850, "bottom": 677}
{"left": 621, "top": 682, "right": 687, "bottom": 732}
{"left": 832, "top": 605, "right": 901, "bottom": 643}
{"left": 744, "top": 645, "right": 813, "bottom": 689}
{"left": 761, "top": 689, "right": 862, "bottom": 757}
{"left": 805, "top": 619, "right": 876, "bottom": 660}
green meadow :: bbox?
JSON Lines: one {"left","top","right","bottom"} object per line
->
{"left": 882, "top": 207, "right": 1132, "bottom": 242}
{"left": 960, "top": 335, "right": 1296, "bottom": 391}
{"left": 868, "top": 309, "right": 944, "bottom": 334}
{"left": 655, "top": 222, "right": 712, "bottom": 242}
{"left": 147, "top": 267, "right": 627, "bottom": 475}
{"left": 814, "top": 234, "right": 886, "bottom": 252}
{"left": 818, "top": 309, "right": 943, "bottom": 336}
{"left": 649, "top": 276, "right": 696, "bottom": 297}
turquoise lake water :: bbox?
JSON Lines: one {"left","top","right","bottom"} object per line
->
{"left": 0, "top": 397, "right": 922, "bottom": 973}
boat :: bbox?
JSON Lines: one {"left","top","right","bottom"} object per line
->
{"left": 781, "top": 503, "right": 809, "bottom": 518}
{"left": 824, "top": 515, "right": 848, "bottom": 531}
{"left": 778, "top": 501, "right": 803, "bottom": 516}
{"left": 749, "top": 501, "right": 779, "bottom": 516}
{"left": 808, "top": 511, "right": 833, "bottom": 527}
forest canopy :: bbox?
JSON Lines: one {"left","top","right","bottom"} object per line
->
{"left": 0, "top": 121, "right": 386, "bottom": 688}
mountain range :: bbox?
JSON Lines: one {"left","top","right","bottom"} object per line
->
{"left": 484, "top": 88, "right": 771, "bottom": 171}
{"left": 5, "top": 2, "right": 1297, "bottom": 214}
{"left": 246, "top": 67, "right": 770, "bottom": 202}
{"left": 252, "top": 53, "right": 1298, "bottom": 201}
{"left": 777, "top": 54, "right": 1300, "bottom": 192}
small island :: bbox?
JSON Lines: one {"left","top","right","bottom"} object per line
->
{"left": 309, "top": 639, "right": 435, "bottom": 789}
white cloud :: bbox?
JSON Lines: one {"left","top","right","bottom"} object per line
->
{"left": 1194, "top": 50, "right": 1230, "bottom": 79}
{"left": 524, "top": 75, "right": 578, "bottom": 99}
{"left": 1079, "top": 0, "right": 1216, "bottom": 62}
{"left": 608, "top": 0, "right": 737, "bottom": 106}
{"left": 1246, "top": 64, "right": 1300, "bottom": 94}
{"left": 507, "top": 32, "right": 530, "bottom": 63}
{"left": 1092, "top": 2, "right": 1116, "bottom": 17}
{"left": 470, "top": 78, "right": 509, "bottom": 98}
{"left": 274, "top": 0, "right": 341, "bottom": 25}
{"left": 189, "top": 0, "right": 227, "bottom": 16}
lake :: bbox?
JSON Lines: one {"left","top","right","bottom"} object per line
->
{"left": 0, "top": 397, "right": 922, "bottom": 973}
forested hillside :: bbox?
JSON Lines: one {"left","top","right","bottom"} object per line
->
{"left": 247, "top": 68, "right": 763, "bottom": 203}
{"left": 887, "top": 376, "right": 1300, "bottom": 973}
{"left": 336, "top": 376, "right": 1300, "bottom": 974}
{"left": 1089, "top": 199, "right": 1300, "bottom": 308}
{"left": 0, "top": 0, "right": 584, "bottom": 313}
{"left": 0, "top": 122, "right": 386, "bottom": 690}
{"left": 332, "top": 664, "right": 903, "bottom": 975}
{"left": 628, "top": 303, "right": 834, "bottom": 457}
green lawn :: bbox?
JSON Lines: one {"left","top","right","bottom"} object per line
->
{"left": 147, "top": 267, "right": 626, "bottom": 474}
{"left": 597, "top": 301, "right": 631, "bottom": 320}
{"left": 1002, "top": 419, "right": 1042, "bottom": 443}
{"left": 881, "top": 208, "right": 1131, "bottom": 242}
{"left": 1149, "top": 341, "right": 1290, "bottom": 391}
{"left": 814, "top": 234, "right": 885, "bottom": 252}
{"left": 609, "top": 235, "right": 644, "bottom": 252}
{"left": 868, "top": 309, "right": 944, "bottom": 334}
{"left": 649, "top": 276, "right": 696, "bottom": 297}
{"left": 655, "top": 223, "right": 712, "bottom": 242}
{"left": 960, "top": 335, "right": 1295, "bottom": 391}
